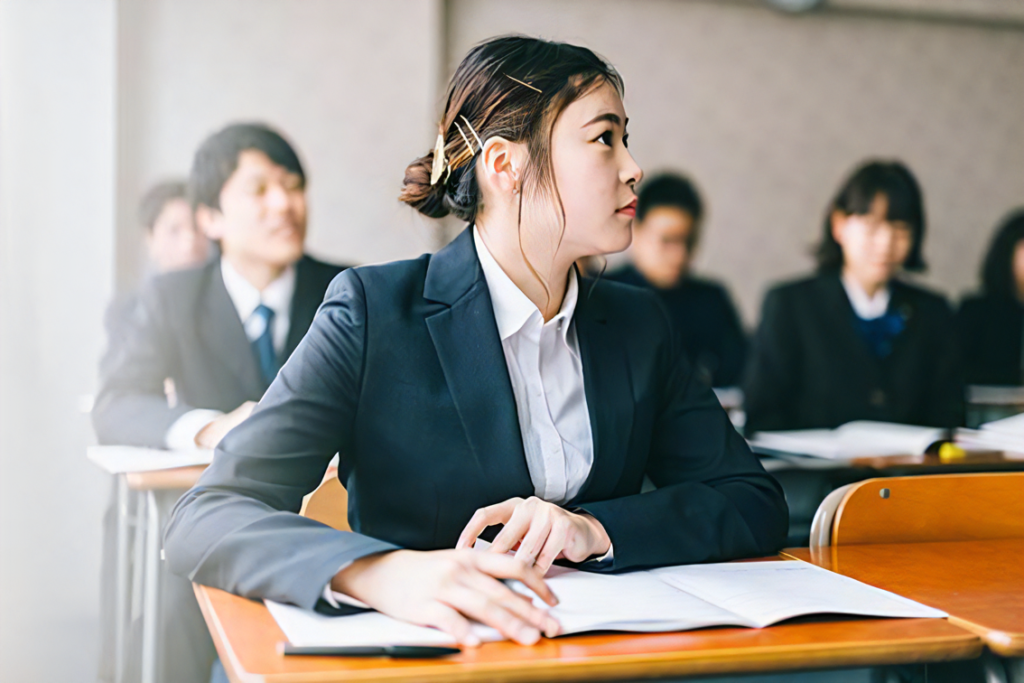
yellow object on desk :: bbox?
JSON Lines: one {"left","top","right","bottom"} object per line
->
{"left": 938, "top": 442, "right": 967, "bottom": 462}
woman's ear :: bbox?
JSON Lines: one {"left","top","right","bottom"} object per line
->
{"left": 479, "top": 136, "right": 524, "bottom": 198}
{"left": 830, "top": 210, "right": 848, "bottom": 246}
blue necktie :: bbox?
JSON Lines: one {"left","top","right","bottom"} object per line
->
{"left": 246, "top": 304, "right": 279, "bottom": 384}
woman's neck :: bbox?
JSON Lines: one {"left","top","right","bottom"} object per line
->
{"left": 476, "top": 219, "right": 574, "bottom": 322}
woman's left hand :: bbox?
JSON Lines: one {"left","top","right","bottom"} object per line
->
{"left": 455, "top": 497, "right": 611, "bottom": 575}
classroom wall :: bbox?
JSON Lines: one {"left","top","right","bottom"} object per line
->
{"left": 0, "top": 2, "right": 116, "bottom": 681}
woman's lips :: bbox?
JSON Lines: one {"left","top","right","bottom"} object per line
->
{"left": 617, "top": 199, "right": 637, "bottom": 217}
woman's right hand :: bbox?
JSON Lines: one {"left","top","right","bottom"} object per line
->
{"left": 330, "top": 549, "right": 561, "bottom": 647}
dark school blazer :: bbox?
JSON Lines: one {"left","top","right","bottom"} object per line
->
{"left": 955, "top": 293, "right": 1024, "bottom": 386}
{"left": 743, "top": 272, "right": 963, "bottom": 434}
{"left": 606, "top": 264, "right": 748, "bottom": 387}
{"left": 92, "top": 255, "right": 347, "bottom": 448}
{"left": 163, "top": 228, "right": 788, "bottom": 613}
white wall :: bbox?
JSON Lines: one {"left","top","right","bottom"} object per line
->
{"left": 448, "top": 0, "right": 1024, "bottom": 323}
{"left": 0, "top": 1, "right": 116, "bottom": 681}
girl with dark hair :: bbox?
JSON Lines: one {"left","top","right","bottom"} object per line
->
{"left": 744, "top": 160, "right": 963, "bottom": 434}
{"left": 165, "top": 35, "right": 787, "bottom": 647}
{"left": 956, "top": 209, "right": 1024, "bottom": 386}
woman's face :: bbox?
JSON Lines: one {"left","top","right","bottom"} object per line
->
{"left": 541, "top": 81, "right": 642, "bottom": 260}
{"left": 831, "top": 193, "right": 913, "bottom": 289}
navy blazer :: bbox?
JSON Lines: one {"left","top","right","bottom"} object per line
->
{"left": 744, "top": 272, "right": 963, "bottom": 434}
{"left": 164, "top": 228, "right": 788, "bottom": 612}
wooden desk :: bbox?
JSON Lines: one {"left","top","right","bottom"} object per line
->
{"left": 195, "top": 580, "right": 980, "bottom": 683}
{"left": 126, "top": 464, "right": 207, "bottom": 491}
{"left": 784, "top": 539, "right": 1024, "bottom": 657}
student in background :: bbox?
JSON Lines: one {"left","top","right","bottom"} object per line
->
{"left": 93, "top": 123, "right": 348, "bottom": 683}
{"left": 744, "top": 160, "right": 962, "bottom": 434}
{"left": 607, "top": 173, "right": 746, "bottom": 387}
{"left": 164, "top": 35, "right": 787, "bottom": 649}
{"left": 141, "top": 179, "right": 211, "bottom": 273}
{"left": 956, "top": 208, "right": 1024, "bottom": 386}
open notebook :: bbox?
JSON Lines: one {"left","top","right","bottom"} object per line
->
{"left": 266, "top": 559, "right": 945, "bottom": 648}
{"left": 749, "top": 421, "right": 948, "bottom": 460}
{"left": 956, "top": 413, "right": 1024, "bottom": 455}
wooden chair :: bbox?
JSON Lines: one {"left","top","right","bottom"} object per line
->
{"left": 299, "top": 468, "right": 350, "bottom": 532}
{"left": 809, "top": 472, "right": 1024, "bottom": 548}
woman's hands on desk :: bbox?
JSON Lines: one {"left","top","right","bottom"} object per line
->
{"left": 456, "top": 496, "right": 612, "bottom": 575}
{"left": 330, "top": 549, "right": 561, "bottom": 647}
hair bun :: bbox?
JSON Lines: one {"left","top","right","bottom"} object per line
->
{"left": 399, "top": 151, "right": 450, "bottom": 219}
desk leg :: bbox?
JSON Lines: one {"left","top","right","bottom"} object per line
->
{"left": 131, "top": 489, "right": 145, "bottom": 620}
{"left": 141, "top": 490, "right": 160, "bottom": 683}
{"left": 114, "top": 475, "right": 129, "bottom": 683}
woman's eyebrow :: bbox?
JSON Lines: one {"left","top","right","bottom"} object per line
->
{"left": 581, "top": 112, "right": 626, "bottom": 128}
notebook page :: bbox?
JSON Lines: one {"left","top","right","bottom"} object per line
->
{"left": 511, "top": 565, "right": 749, "bottom": 634}
{"left": 266, "top": 601, "right": 503, "bottom": 647}
{"left": 650, "top": 561, "right": 946, "bottom": 628}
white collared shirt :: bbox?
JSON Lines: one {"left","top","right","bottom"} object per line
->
{"left": 322, "top": 229, "right": 605, "bottom": 607}
{"left": 841, "top": 274, "right": 891, "bottom": 320}
{"left": 164, "top": 258, "right": 297, "bottom": 450}
{"left": 473, "top": 226, "right": 595, "bottom": 505}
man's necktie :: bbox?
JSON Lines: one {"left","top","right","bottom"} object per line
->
{"left": 245, "top": 303, "right": 279, "bottom": 384}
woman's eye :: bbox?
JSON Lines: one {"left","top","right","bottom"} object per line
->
{"left": 597, "top": 130, "right": 614, "bottom": 146}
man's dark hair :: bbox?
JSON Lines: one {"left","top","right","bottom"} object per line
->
{"left": 980, "top": 207, "right": 1024, "bottom": 297}
{"left": 139, "top": 180, "right": 188, "bottom": 231}
{"left": 816, "top": 160, "right": 927, "bottom": 273}
{"left": 636, "top": 173, "right": 704, "bottom": 247}
{"left": 188, "top": 123, "right": 305, "bottom": 211}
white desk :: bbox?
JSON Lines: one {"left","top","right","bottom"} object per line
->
{"left": 88, "top": 446, "right": 212, "bottom": 683}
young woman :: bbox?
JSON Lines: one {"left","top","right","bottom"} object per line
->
{"left": 956, "top": 208, "right": 1024, "bottom": 386}
{"left": 744, "top": 160, "right": 963, "bottom": 434}
{"left": 165, "top": 36, "right": 787, "bottom": 648}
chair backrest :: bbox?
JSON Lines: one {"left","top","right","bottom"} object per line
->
{"left": 300, "top": 474, "right": 350, "bottom": 532}
{"left": 822, "top": 472, "right": 1024, "bottom": 546}
{"left": 809, "top": 484, "right": 853, "bottom": 549}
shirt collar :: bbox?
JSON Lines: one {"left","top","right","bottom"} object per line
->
{"left": 473, "top": 225, "right": 578, "bottom": 342}
{"left": 841, "top": 273, "right": 890, "bottom": 320}
{"left": 220, "top": 257, "right": 296, "bottom": 322}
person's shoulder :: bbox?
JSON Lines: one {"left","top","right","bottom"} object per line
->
{"left": 892, "top": 278, "right": 952, "bottom": 314}
{"left": 684, "top": 275, "right": 735, "bottom": 300}
{"left": 586, "top": 276, "right": 666, "bottom": 324}
{"left": 144, "top": 259, "right": 217, "bottom": 306}
{"left": 760, "top": 272, "right": 827, "bottom": 306}
{"left": 603, "top": 263, "right": 646, "bottom": 287}
{"left": 323, "top": 253, "right": 432, "bottom": 302}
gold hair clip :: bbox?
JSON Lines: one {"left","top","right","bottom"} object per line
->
{"left": 504, "top": 73, "right": 542, "bottom": 93}
{"left": 453, "top": 120, "right": 475, "bottom": 158}
{"left": 430, "top": 133, "right": 447, "bottom": 185}
{"left": 459, "top": 115, "right": 484, "bottom": 151}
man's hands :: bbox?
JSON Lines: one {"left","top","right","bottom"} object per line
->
{"left": 194, "top": 401, "right": 256, "bottom": 449}
{"left": 456, "top": 497, "right": 611, "bottom": 575}
{"left": 331, "top": 549, "right": 561, "bottom": 647}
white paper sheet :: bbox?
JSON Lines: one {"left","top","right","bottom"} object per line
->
{"left": 650, "top": 561, "right": 946, "bottom": 628}
{"left": 87, "top": 445, "right": 214, "bottom": 474}
{"left": 750, "top": 421, "right": 947, "bottom": 460}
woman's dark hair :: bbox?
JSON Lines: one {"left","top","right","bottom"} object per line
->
{"left": 636, "top": 172, "right": 704, "bottom": 247}
{"left": 816, "top": 160, "right": 927, "bottom": 273}
{"left": 980, "top": 207, "right": 1024, "bottom": 297}
{"left": 188, "top": 122, "right": 305, "bottom": 211}
{"left": 139, "top": 179, "right": 187, "bottom": 231}
{"left": 400, "top": 35, "right": 623, "bottom": 224}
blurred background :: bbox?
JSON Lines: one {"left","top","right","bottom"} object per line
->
{"left": 1, "top": 0, "right": 1022, "bottom": 680}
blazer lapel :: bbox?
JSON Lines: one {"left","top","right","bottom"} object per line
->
{"left": 423, "top": 229, "right": 533, "bottom": 500}
{"left": 198, "top": 263, "right": 267, "bottom": 398}
{"left": 284, "top": 256, "right": 322, "bottom": 360}
{"left": 570, "top": 279, "right": 634, "bottom": 504}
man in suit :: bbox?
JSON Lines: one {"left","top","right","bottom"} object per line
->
{"left": 93, "top": 122, "right": 347, "bottom": 683}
